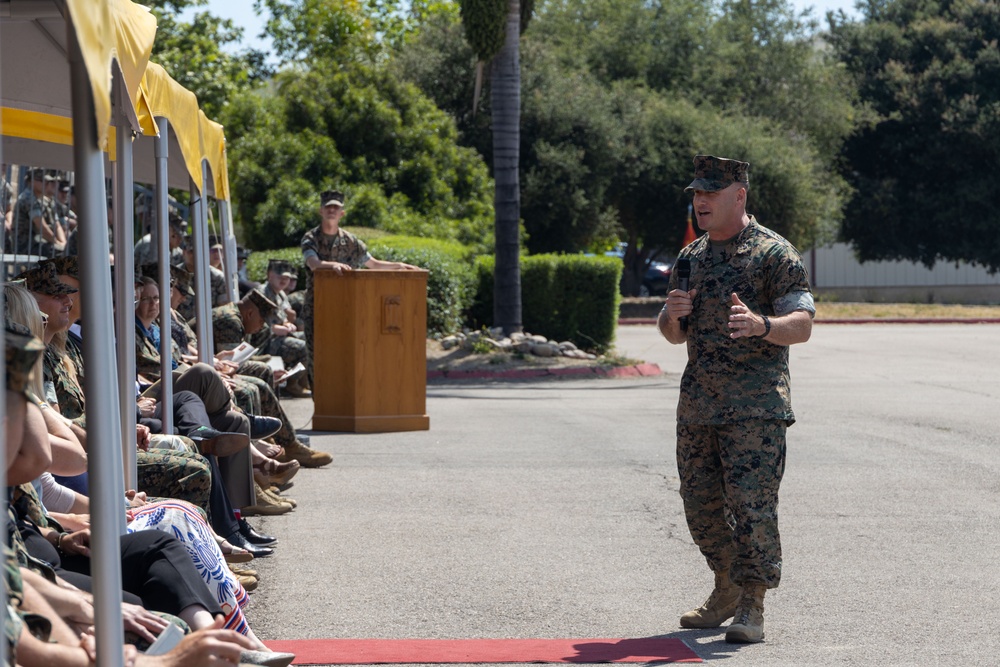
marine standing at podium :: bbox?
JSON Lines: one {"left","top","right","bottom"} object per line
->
{"left": 300, "top": 190, "right": 420, "bottom": 389}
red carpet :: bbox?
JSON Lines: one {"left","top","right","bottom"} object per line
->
{"left": 264, "top": 638, "right": 701, "bottom": 665}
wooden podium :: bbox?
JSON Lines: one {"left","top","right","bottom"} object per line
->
{"left": 312, "top": 270, "right": 430, "bottom": 433}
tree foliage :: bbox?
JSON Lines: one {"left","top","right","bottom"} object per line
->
{"left": 254, "top": 0, "right": 375, "bottom": 63}
{"left": 221, "top": 62, "right": 494, "bottom": 252}
{"left": 396, "top": 0, "right": 852, "bottom": 292}
{"left": 458, "top": 0, "right": 509, "bottom": 62}
{"left": 146, "top": 0, "right": 272, "bottom": 118}
{"left": 829, "top": 0, "right": 1000, "bottom": 270}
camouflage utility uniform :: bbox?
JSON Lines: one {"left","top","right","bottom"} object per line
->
{"left": 287, "top": 289, "right": 305, "bottom": 322}
{"left": 668, "top": 216, "right": 814, "bottom": 589}
{"left": 174, "top": 264, "right": 229, "bottom": 322}
{"left": 11, "top": 188, "right": 57, "bottom": 257}
{"left": 247, "top": 282, "right": 307, "bottom": 370}
{"left": 300, "top": 227, "right": 371, "bottom": 385}
{"left": 42, "top": 345, "right": 86, "bottom": 429}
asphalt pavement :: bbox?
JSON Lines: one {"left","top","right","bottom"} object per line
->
{"left": 248, "top": 323, "right": 1000, "bottom": 667}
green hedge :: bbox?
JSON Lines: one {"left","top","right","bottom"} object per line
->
{"left": 468, "top": 254, "right": 622, "bottom": 352}
{"left": 246, "top": 232, "right": 474, "bottom": 336}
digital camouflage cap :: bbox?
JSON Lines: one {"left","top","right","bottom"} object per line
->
{"left": 16, "top": 262, "right": 79, "bottom": 296}
{"left": 321, "top": 190, "right": 345, "bottom": 207}
{"left": 5, "top": 322, "right": 45, "bottom": 397}
{"left": 245, "top": 288, "right": 279, "bottom": 320}
{"left": 40, "top": 256, "right": 79, "bottom": 279}
{"left": 685, "top": 155, "right": 750, "bottom": 193}
{"left": 268, "top": 259, "right": 296, "bottom": 278}
{"left": 141, "top": 262, "right": 195, "bottom": 297}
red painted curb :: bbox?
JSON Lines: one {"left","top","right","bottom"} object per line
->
{"left": 549, "top": 367, "right": 598, "bottom": 377}
{"left": 635, "top": 363, "right": 662, "bottom": 377}
{"left": 495, "top": 368, "right": 550, "bottom": 379}
{"left": 600, "top": 366, "right": 641, "bottom": 378}
{"left": 619, "top": 318, "right": 1000, "bottom": 326}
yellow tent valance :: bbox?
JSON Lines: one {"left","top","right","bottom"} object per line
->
{"left": 0, "top": 107, "right": 118, "bottom": 162}
{"left": 200, "top": 111, "right": 230, "bottom": 201}
{"left": 61, "top": 0, "right": 156, "bottom": 147}
{"left": 137, "top": 62, "right": 205, "bottom": 192}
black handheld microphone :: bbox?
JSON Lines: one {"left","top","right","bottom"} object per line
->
{"left": 675, "top": 257, "right": 691, "bottom": 332}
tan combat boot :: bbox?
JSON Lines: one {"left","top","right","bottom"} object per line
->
{"left": 261, "top": 485, "right": 297, "bottom": 508}
{"left": 242, "top": 482, "right": 293, "bottom": 516}
{"left": 680, "top": 569, "right": 741, "bottom": 628}
{"left": 277, "top": 440, "right": 332, "bottom": 468}
{"left": 284, "top": 374, "right": 312, "bottom": 398}
{"left": 725, "top": 583, "right": 767, "bottom": 643}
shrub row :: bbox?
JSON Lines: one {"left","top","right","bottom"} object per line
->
{"left": 245, "top": 235, "right": 621, "bottom": 347}
{"left": 468, "top": 254, "right": 622, "bottom": 352}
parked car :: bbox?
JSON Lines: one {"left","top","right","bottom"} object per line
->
{"left": 640, "top": 261, "right": 672, "bottom": 296}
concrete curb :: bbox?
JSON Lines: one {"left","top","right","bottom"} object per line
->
{"left": 427, "top": 362, "right": 662, "bottom": 382}
{"left": 619, "top": 317, "right": 1000, "bottom": 326}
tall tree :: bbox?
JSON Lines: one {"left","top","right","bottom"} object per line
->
{"left": 399, "top": 0, "right": 850, "bottom": 293}
{"left": 490, "top": 1, "right": 523, "bottom": 334}
{"left": 829, "top": 0, "right": 1000, "bottom": 270}
{"left": 457, "top": 0, "right": 529, "bottom": 333}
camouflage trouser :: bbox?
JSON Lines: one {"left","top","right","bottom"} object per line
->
{"left": 149, "top": 434, "right": 197, "bottom": 453}
{"left": 266, "top": 333, "right": 307, "bottom": 370}
{"left": 233, "top": 365, "right": 299, "bottom": 448}
{"left": 136, "top": 449, "right": 212, "bottom": 514}
{"left": 676, "top": 420, "right": 787, "bottom": 589}
{"left": 229, "top": 376, "right": 262, "bottom": 416}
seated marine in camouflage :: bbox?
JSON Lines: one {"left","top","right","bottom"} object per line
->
{"left": 246, "top": 259, "right": 309, "bottom": 398}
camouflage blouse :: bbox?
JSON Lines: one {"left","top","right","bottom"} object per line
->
{"left": 42, "top": 346, "right": 85, "bottom": 425}
{"left": 174, "top": 265, "right": 229, "bottom": 322}
{"left": 211, "top": 303, "right": 246, "bottom": 353}
{"left": 667, "top": 217, "right": 814, "bottom": 425}
{"left": 247, "top": 282, "right": 293, "bottom": 351}
{"left": 300, "top": 226, "right": 372, "bottom": 293}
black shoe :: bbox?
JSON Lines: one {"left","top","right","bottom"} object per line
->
{"left": 238, "top": 518, "right": 278, "bottom": 546}
{"left": 227, "top": 531, "right": 274, "bottom": 557}
{"left": 187, "top": 425, "right": 225, "bottom": 441}
{"left": 249, "top": 416, "right": 282, "bottom": 440}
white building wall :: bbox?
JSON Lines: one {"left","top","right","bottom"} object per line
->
{"left": 810, "top": 243, "right": 1000, "bottom": 288}
{"left": 808, "top": 243, "right": 1000, "bottom": 304}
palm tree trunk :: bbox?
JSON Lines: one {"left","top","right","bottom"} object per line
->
{"left": 491, "top": 0, "right": 522, "bottom": 334}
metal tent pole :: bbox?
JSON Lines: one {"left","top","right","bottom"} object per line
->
{"left": 112, "top": 73, "right": 137, "bottom": 491}
{"left": 219, "top": 199, "right": 238, "bottom": 303}
{"left": 69, "top": 29, "right": 126, "bottom": 667}
{"left": 155, "top": 118, "right": 174, "bottom": 435}
{"left": 190, "top": 176, "right": 213, "bottom": 363}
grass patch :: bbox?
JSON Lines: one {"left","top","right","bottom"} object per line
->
{"left": 815, "top": 303, "right": 1000, "bottom": 319}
